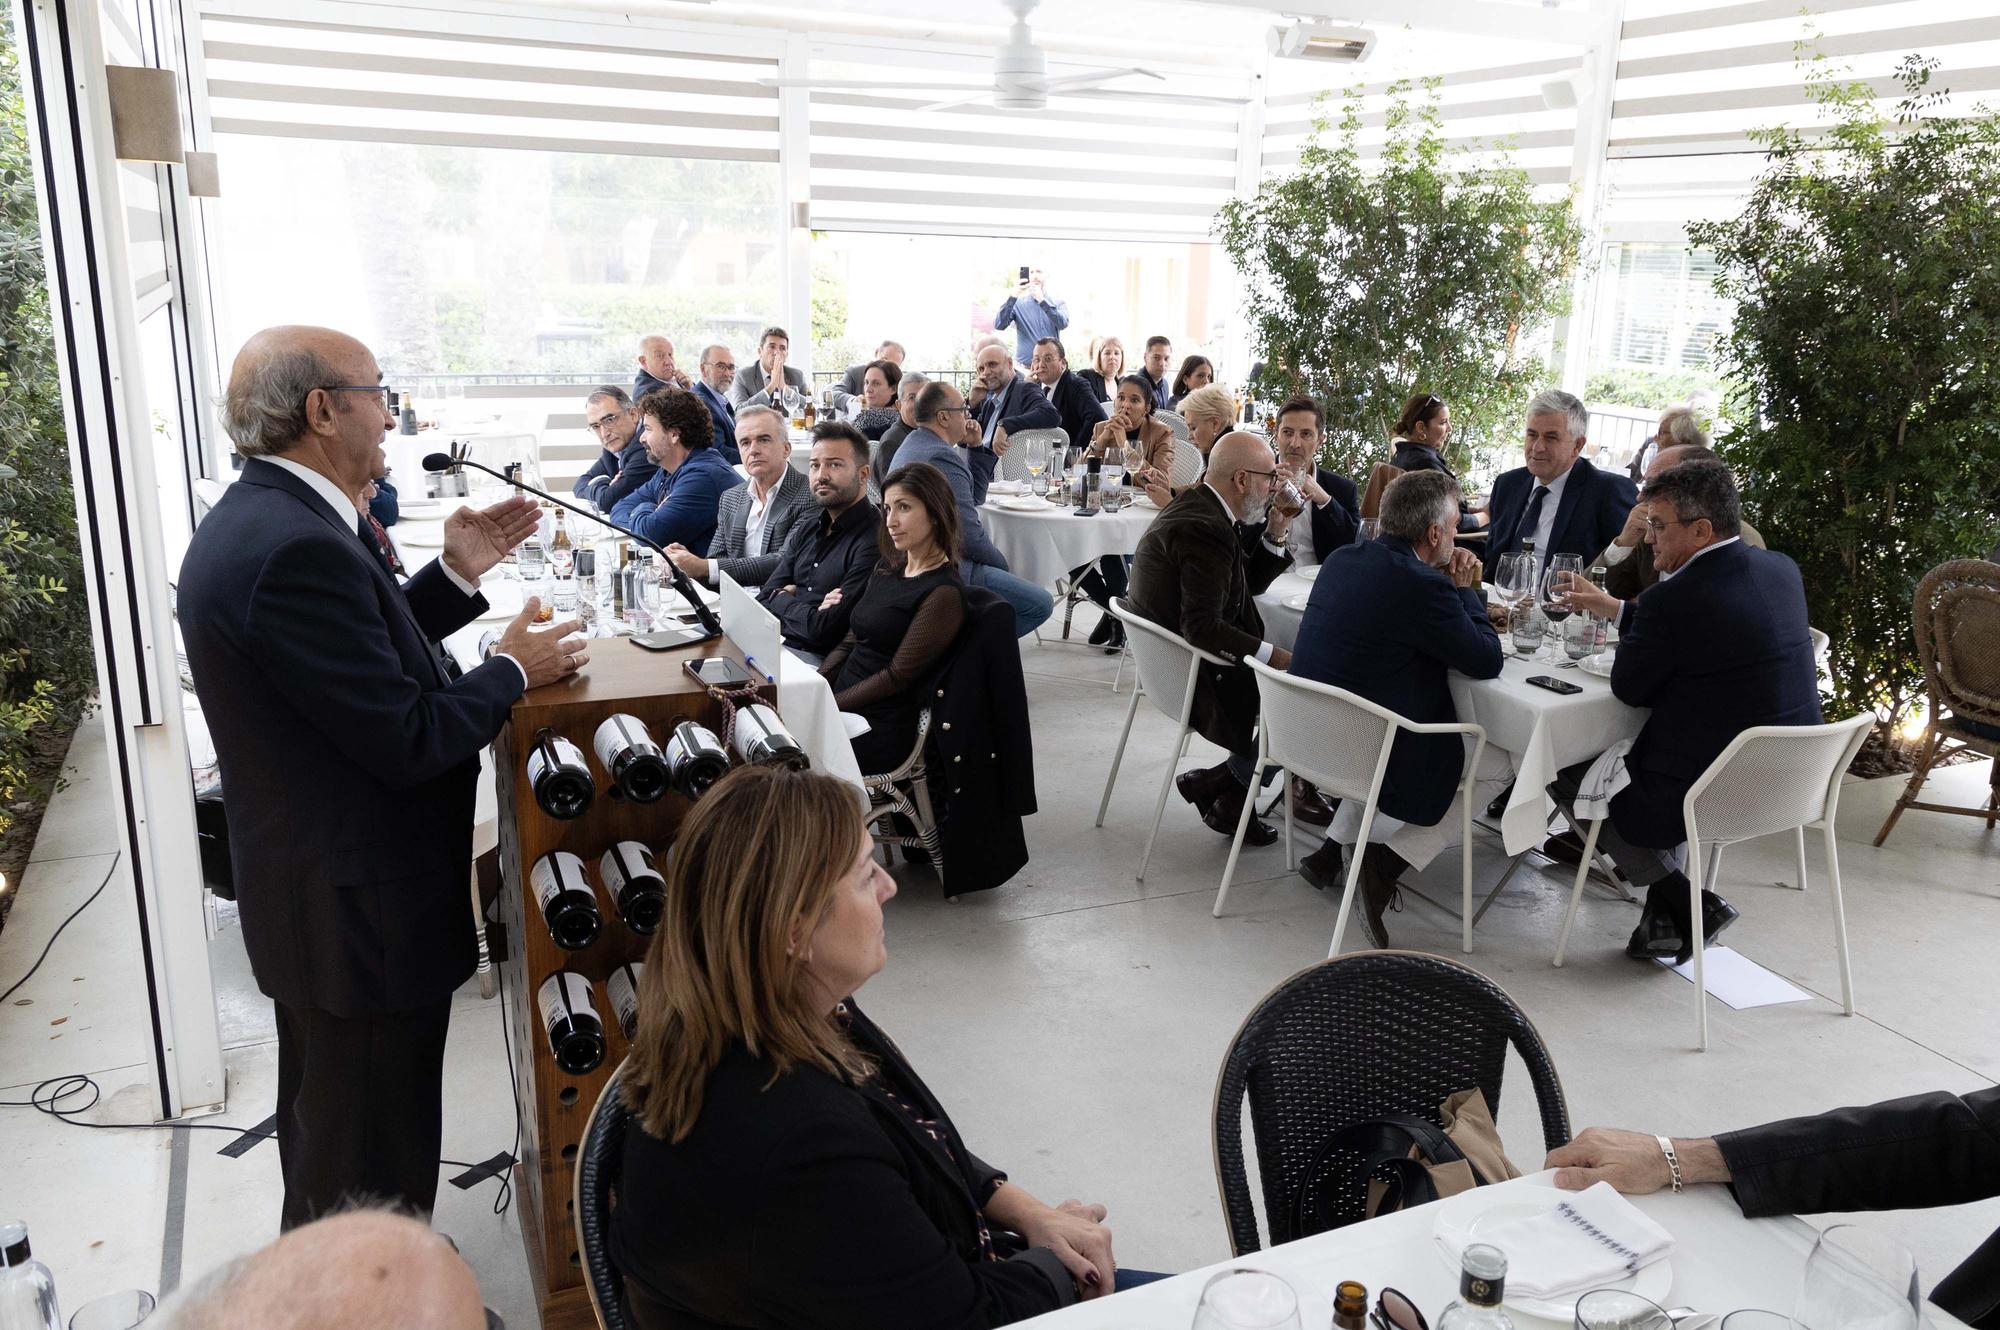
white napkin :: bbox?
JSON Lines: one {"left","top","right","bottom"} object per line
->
{"left": 986, "top": 480, "right": 1030, "bottom": 495}
{"left": 1467, "top": 1182, "right": 1675, "bottom": 1299}
{"left": 1571, "top": 737, "right": 1635, "bottom": 824}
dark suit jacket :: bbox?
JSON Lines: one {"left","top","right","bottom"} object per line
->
{"left": 933, "top": 587, "right": 1035, "bottom": 895}
{"left": 1303, "top": 466, "right": 1361, "bottom": 561}
{"left": 1717, "top": 1086, "right": 2000, "bottom": 1329}
{"left": 1076, "top": 369, "right": 1115, "bottom": 403}
{"left": 1128, "top": 485, "right": 1291, "bottom": 752}
{"left": 611, "top": 1003, "right": 1072, "bottom": 1330}
{"left": 759, "top": 500, "right": 881, "bottom": 657}
{"left": 1289, "top": 536, "right": 1502, "bottom": 826}
{"left": 1486, "top": 457, "right": 1638, "bottom": 564}
{"left": 368, "top": 475, "right": 398, "bottom": 525}
{"left": 634, "top": 368, "right": 673, "bottom": 402}
{"left": 972, "top": 375, "right": 1060, "bottom": 441}
{"left": 573, "top": 436, "right": 661, "bottom": 513}
{"left": 1602, "top": 520, "right": 1765, "bottom": 601}
{"left": 176, "top": 459, "right": 522, "bottom": 1016}
{"left": 1037, "top": 370, "right": 1107, "bottom": 448}
{"left": 1389, "top": 441, "right": 1482, "bottom": 533}
{"left": 839, "top": 362, "right": 869, "bottom": 397}
{"left": 690, "top": 380, "right": 741, "bottom": 465}
{"left": 1134, "top": 368, "right": 1169, "bottom": 409}
{"left": 1608, "top": 540, "right": 1821, "bottom": 847}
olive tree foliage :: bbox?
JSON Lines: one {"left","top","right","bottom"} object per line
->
{"left": 1692, "top": 53, "right": 2000, "bottom": 730}
{"left": 1217, "top": 78, "right": 1583, "bottom": 476}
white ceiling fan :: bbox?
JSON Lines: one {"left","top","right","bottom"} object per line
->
{"left": 754, "top": 0, "right": 1249, "bottom": 113}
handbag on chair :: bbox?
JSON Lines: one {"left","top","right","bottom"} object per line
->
{"left": 1289, "top": 1089, "right": 1522, "bottom": 1234}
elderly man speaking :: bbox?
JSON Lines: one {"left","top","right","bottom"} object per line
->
{"left": 178, "top": 325, "right": 585, "bottom": 1230}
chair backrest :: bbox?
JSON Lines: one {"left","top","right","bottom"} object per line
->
{"left": 1245, "top": 659, "right": 1402, "bottom": 806}
{"left": 1915, "top": 559, "right": 2000, "bottom": 728}
{"left": 1109, "top": 597, "right": 1225, "bottom": 724}
{"left": 192, "top": 477, "right": 229, "bottom": 517}
{"left": 1154, "top": 410, "right": 1190, "bottom": 443}
{"left": 574, "top": 1061, "right": 634, "bottom": 1330}
{"left": 1168, "top": 437, "right": 1206, "bottom": 489}
{"left": 1359, "top": 463, "right": 1404, "bottom": 519}
{"left": 1004, "top": 428, "right": 1067, "bottom": 485}
{"left": 1684, "top": 711, "right": 1875, "bottom": 846}
{"left": 1808, "top": 626, "right": 1829, "bottom": 665}
{"left": 1212, "top": 952, "right": 1570, "bottom": 1255}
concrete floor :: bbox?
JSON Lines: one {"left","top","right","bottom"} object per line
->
{"left": 4, "top": 633, "right": 1997, "bottom": 1328}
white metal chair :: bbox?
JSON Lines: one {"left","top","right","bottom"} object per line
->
{"left": 1215, "top": 658, "right": 1488, "bottom": 958}
{"left": 1003, "top": 427, "right": 1066, "bottom": 486}
{"left": 1095, "top": 598, "right": 1231, "bottom": 880}
{"left": 192, "top": 476, "right": 229, "bottom": 517}
{"left": 1154, "top": 410, "right": 1190, "bottom": 444}
{"left": 863, "top": 709, "right": 946, "bottom": 886}
{"left": 1167, "top": 435, "right": 1205, "bottom": 489}
{"left": 1552, "top": 710, "right": 1874, "bottom": 1050}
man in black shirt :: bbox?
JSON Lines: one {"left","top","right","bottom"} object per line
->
{"left": 760, "top": 422, "right": 880, "bottom": 664}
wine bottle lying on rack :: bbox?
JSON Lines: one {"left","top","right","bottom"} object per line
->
{"left": 606, "top": 962, "right": 643, "bottom": 1041}
{"left": 732, "top": 703, "right": 809, "bottom": 771}
{"left": 527, "top": 728, "right": 593, "bottom": 819}
{"left": 594, "top": 713, "right": 670, "bottom": 804}
{"left": 599, "top": 841, "right": 666, "bottom": 935}
{"left": 530, "top": 850, "right": 603, "bottom": 950}
{"left": 665, "top": 719, "right": 730, "bottom": 799}
{"left": 538, "top": 972, "right": 606, "bottom": 1076}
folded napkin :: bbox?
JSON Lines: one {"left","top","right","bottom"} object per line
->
{"left": 986, "top": 480, "right": 1031, "bottom": 495}
{"left": 1570, "top": 738, "right": 1635, "bottom": 824}
{"left": 1461, "top": 1182, "right": 1675, "bottom": 1300}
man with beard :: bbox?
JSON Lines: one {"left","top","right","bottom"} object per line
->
{"left": 759, "top": 421, "right": 880, "bottom": 664}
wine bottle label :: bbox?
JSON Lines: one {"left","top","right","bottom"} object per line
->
{"left": 593, "top": 714, "right": 655, "bottom": 774}
{"left": 734, "top": 704, "right": 809, "bottom": 770}
{"left": 665, "top": 722, "right": 727, "bottom": 787}
{"left": 599, "top": 841, "right": 660, "bottom": 895}
{"left": 531, "top": 852, "right": 589, "bottom": 911}
{"left": 537, "top": 971, "right": 597, "bottom": 1034}
{"left": 607, "top": 963, "right": 642, "bottom": 1040}
{"left": 527, "top": 735, "right": 588, "bottom": 790}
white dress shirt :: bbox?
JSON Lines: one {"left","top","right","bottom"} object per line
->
{"left": 266, "top": 456, "right": 527, "bottom": 688}
{"left": 1204, "top": 479, "right": 1288, "bottom": 664}
{"left": 1658, "top": 534, "right": 1740, "bottom": 581}
{"left": 708, "top": 474, "right": 778, "bottom": 586}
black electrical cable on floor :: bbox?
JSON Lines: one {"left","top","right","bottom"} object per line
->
{"left": 0, "top": 859, "right": 519, "bottom": 1209}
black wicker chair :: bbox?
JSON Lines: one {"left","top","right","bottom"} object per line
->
{"left": 573, "top": 1060, "right": 633, "bottom": 1330}
{"left": 1212, "top": 951, "right": 1571, "bottom": 1255}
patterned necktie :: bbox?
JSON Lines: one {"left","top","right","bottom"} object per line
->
{"left": 357, "top": 514, "right": 405, "bottom": 577}
{"left": 1519, "top": 484, "right": 1551, "bottom": 552}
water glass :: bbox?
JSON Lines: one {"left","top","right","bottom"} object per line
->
{"left": 68, "top": 1290, "right": 156, "bottom": 1330}
{"left": 1718, "top": 1313, "right": 1790, "bottom": 1330}
{"left": 1795, "top": 1224, "right": 1921, "bottom": 1330}
{"left": 1573, "top": 1289, "right": 1674, "bottom": 1330}
{"left": 1356, "top": 517, "right": 1381, "bottom": 544}
{"left": 1510, "top": 600, "right": 1546, "bottom": 656}
{"left": 1190, "top": 1269, "right": 1302, "bottom": 1330}
{"left": 1563, "top": 608, "right": 1601, "bottom": 663}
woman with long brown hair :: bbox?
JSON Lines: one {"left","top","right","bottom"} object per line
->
{"left": 1388, "top": 391, "right": 1487, "bottom": 530}
{"left": 613, "top": 765, "right": 1139, "bottom": 1327}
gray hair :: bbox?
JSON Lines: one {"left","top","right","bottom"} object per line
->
{"left": 735, "top": 404, "right": 785, "bottom": 436}
{"left": 587, "top": 384, "right": 634, "bottom": 410}
{"left": 875, "top": 340, "right": 905, "bottom": 358}
{"left": 899, "top": 372, "right": 930, "bottom": 398}
{"left": 1656, "top": 405, "right": 1710, "bottom": 450}
{"left": 150, "top": 1252, "right": 253, "bottom": 1327}
{"left": 1379, "top": 469, "right": 1462, "bottom": 543}
{"left": 1642, "top": 457, "right": 1741, "bottom": 537}
{"left": 222, "top": 345, "right": 339, "bottom": 457}
{"left": 1524, "top": 388, "right": 1588, "bottom": 442}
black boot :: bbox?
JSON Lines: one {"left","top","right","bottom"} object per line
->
{"left": 1356, "top": 844, "right": 1405, "bottom": 950}
{"left": 1101, "top": 619, "right": 1126, "bottom": 655}
{"left": 1299, "top": 838, "right": 1345, "bottom": 891}
{"left": 1088, "top": 613, "right": 1116, "bottom": 646}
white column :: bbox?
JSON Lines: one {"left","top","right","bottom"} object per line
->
{"left": 13, "top": 0, "right": 226, "bottom": 1119}
{"left": 1554, "top": 0, "right": 1628, "bottom": 393}
{"left": 778, "top": 31, "right": 813, "bottom": 378}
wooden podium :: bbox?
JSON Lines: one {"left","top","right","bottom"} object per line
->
{"left": 492, "top": 630, "right": 771, "bottom": 1330}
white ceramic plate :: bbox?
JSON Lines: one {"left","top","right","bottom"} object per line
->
{"left": 1579, "top": 651, "right": 1616, "bottom": 678}
{"left": 1130, "top": 495, "right": 1162, "bottom": 510}
{"left": 1285, "top": 592, "right": 1311, "bottom": 612}
{"left": 1430, "top": 1184, "right": 1673, "bottom": 1323}
{"left": 395, "top": 526, "right": 447, "bottom": 548}
{"left": 395, "top": 499, "right": 445, "bottom": 517}
{"left": 995, "top": 497, "right": 1048, "bottom": 513}
{"left": 1295, "top": 563, "right": 1322, "bottom": 582}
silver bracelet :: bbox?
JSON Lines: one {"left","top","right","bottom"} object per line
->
{"left": 1656, "top": 1135, "right": 1685, "bottom": 1194}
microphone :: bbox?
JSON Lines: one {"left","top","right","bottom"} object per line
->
{"left": 424, "top": 452, "right": 723, "bottom": 641}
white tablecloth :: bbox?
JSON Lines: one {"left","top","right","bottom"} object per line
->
{"left": 1017, "top": 1170, "right": 1972, "bottom": 1329}
{"left": 1256, "top": 572, "right": 1647, "bottom": 861}
{"left": 980, "top": 497, "right": 1159, "bottom": 587}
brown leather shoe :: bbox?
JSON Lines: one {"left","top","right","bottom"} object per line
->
{"left": 1289, "top": 777, "right": 1335, "bottom": 827}
{"left": 1356, "top": 845, "right": 1405, "bottom": 950}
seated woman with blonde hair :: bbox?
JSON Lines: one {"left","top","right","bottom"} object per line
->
{"left": 1174, "top": 383, "right": 1238, "bottom": 475}
{"left": 613, "top": 765, "right": 1158, "bottom": 1328}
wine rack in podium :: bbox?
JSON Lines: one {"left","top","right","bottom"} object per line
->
{"left": 492, "top": 634, "right": 772, "bottom": 1330}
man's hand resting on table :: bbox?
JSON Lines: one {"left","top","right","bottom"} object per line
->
{"left": 1546, "top": 1126, "right": 1731, "bottom": 1194}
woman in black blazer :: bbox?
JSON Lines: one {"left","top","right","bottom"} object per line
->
{"left": 1076, "top": 335, "right": 1124, "bottom": 403}
{"left": 612, "top": 766, "right": 1147, "bottom": 1329}
{"left": 1387, "top": 391, "right": 1487, "bottom": 532}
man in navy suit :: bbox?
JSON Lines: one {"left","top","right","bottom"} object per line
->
{"left": 1289, "top": 470, "right": 1503, "bottom": 946}
{"left": 571, "top": 385, "right": 660, "bottom": 512}
{"left": 177, "top": 326, "right": 586, "bottom": 1229}
{"left": 1552, "top": 459, "right": 1821, "bottom": 962}
{"left": 1484, "top": 389, "right": 1638, "bottom": 564}
{"left": 691, "top": 344, "right": 742, "bottom": 465}
{"left": 1271, "top": 395, "right": 1360, "bottom": 569}
{"left": 633, "top": 333, "right": 690, "bottom": 401}
{"left": 1025, "top": 336, "right": 1107, "bottom": 448}
{"left": 968, "top": 341, "right": 1061, "bottom": 448}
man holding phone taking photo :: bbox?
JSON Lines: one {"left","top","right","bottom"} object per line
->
{"left": 993, "top": 265, "right": 1069, "bottom": 367}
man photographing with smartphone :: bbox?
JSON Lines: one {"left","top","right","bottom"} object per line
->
{"left": 993, "top": 264, "right": 1069, "bottom": 367}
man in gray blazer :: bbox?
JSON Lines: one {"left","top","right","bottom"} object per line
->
{"left": 665, "top": 406, "right": 814, "bottom": 589}
{"left": 728, "top": 325, "right": 811, "bottom": 409}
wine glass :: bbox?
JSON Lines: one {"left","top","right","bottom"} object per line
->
{"left": 1795, "top": 1225, "right": 1921, "bottom": 1330}
{"left": 1573, "top": 1290, "right": 1673, "bottom": 1330}
{"left": 67, "top": 1290, "right": 156, "bottom": 1330}
{"left": 1541, "top": 554, "right": 1583, "bottom": 661}
{"left": 1024, "top": 435, "right": 1050, "bottom": 496}
{"left": 1491, "top": 551, "right": 1522, "bottom": 601}
{"left": 1190, "top": 1269, "right": 1302, "bottom": 1330}
{"left": 1101, "top": 442, "right": 1126, "bottom": 512}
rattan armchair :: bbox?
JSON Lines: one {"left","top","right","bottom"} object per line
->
{"left": 1211, "top": 952, "right": 1569, "bottom": 1255}
{"left": 1874, "top": 559, "right": 2000, "bottom": 846}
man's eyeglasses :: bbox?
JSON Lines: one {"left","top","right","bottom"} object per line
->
{"left": 317, "top": 385, "right": 390, "bottom": 409}
{"left": 587, "top": 411, "right": 627, "bottom": 434}
{"left": 933, "top": 405, "right": 969, "bottom": 416}
{"left": 1642, "top": 515, "right": 1701, "bottom": 533}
